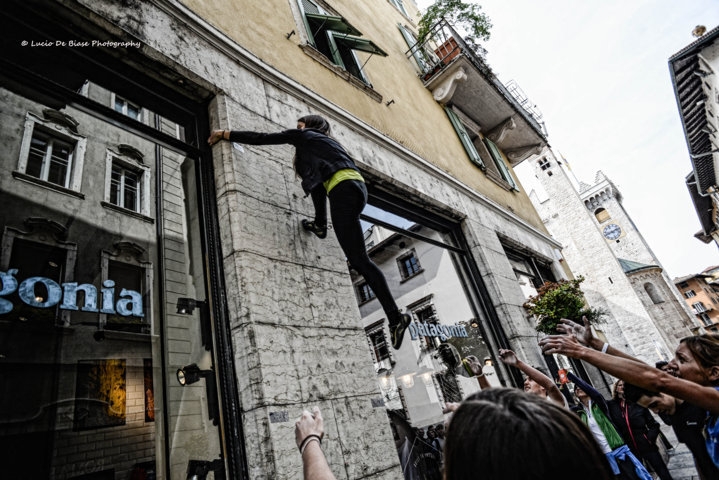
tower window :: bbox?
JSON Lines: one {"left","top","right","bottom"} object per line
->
{"left": 594, "top": 208, "right": 610, "bottom": 223}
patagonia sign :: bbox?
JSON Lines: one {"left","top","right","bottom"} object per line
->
{"left": 0, "top": 269, "right": 144, "bottom": 317}
{"left": 408, "top": 321, "right": 468, "bottom": 341}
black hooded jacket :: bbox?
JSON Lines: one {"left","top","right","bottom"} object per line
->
{"left": 228, "top": 128, "right": 359, "bottom": 194}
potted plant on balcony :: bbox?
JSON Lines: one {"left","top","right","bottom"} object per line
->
{"left": 417, "top": 0, "right": 492, "bottom": 58}
{"left": 523, "top": 277, "right": 606, "bottom": 335}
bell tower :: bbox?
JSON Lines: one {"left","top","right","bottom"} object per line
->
{"left": 526, "top": 149, "right": 697, "bottom": 362}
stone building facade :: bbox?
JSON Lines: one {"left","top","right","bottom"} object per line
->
{"left": 0, "top": 1, "right": 595, "bottom": 479}
{"left": 669, "top": 25, "right": 719, "bottom": 248}
{"left": 674, "top": 268, "right": 719, "bottom": 331}
{"left": 527, "top": 151, "right": 698, "bottom": 364}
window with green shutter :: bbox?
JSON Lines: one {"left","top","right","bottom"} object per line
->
{"left": 444, "top": 106, "right": 485, "bottom": 169}
{"left": 484, "top": 138, "right": 518, "bottom": 190}
{"left": 298, "top": 0, "right": 387, "bottom": 84}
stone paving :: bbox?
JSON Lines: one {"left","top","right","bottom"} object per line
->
{"left": 660, "top": 424, "right": 701, "bottom": 480}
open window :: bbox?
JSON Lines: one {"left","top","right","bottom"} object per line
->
{"left": 445, "top": 106, "right": 520, "bottom": 190}
{"left": 298, "top": 0, "right": 387, "bottom": 84}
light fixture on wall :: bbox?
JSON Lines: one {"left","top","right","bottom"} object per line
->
{"left": 399, "top": 373, "right": 415, "bottom": 388}
{"left": 176, "top": 297, "right": 206, "bottom": 315}
{"left": 186, "top": 458, "right": 225, "bottom": 480}
{"left": 176, "top": 363, "right": 212, "bottom": 386}
{"left": 176, "top": 298, "right": 212, "bottom": 351}
{"left": 177, "top": 363, "right": 220, "bottom": 425}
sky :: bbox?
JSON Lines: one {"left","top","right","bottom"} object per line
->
{"left": 416, "top": 0, "right": 718, "bottom": 279}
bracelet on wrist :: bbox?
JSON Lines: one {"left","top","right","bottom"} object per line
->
{"left": 600, "top": 342, "right": 609, "bottom": 354}
{"left": 299, "top": 434, "right": 322, "bottom": 455}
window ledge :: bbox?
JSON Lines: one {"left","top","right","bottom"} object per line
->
{"left": 400, "top": 268, "right": 424, "bottom": 283}
{"left": 12, "top": 171, "right": 85, "bottom": 199}
{"left": 101, "top": 201, "right": 154, "bottom": 223}
{"left": 484, "top": 168, "right": 517, "bottom": 192}
{"left": 299, "top": 44, "right": 383, "bottom": 103}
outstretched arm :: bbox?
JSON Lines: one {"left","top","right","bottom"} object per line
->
{"left": 208, "top": 129, "right": 303, "bottom": 147}
{"left": 295, "top": 407, "right": 336, "bottom": 480}
{"left": 499, "top": 348, "right": 565, "bottom": 407}
{"left": 540, "top": 334, "right": 719, "bottom": 415}
{"left": 557, "top": 318, "right": 642, "bottom": 363}
{"left": 463, "top": 355, "right": 491, "bottom": 389}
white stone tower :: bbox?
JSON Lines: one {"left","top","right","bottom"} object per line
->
{"left": 527, "top": 149, "right": 697, "bottom": 363}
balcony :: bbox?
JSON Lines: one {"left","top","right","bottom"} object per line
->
{"left": 406, "top": 19, "right": 548, "bottom": 165}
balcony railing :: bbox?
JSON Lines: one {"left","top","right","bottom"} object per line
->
{"left": 405, "top": 18, "right": 489, "bottom": 81}
{"left": 405, "top": 18, "right": 546, "bottom": 135}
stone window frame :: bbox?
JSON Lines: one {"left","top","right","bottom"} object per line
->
{"left": 99, "top": 242, "right": 153, "bottom": 334}
{"left": 15, "top": 112, "right": 87, "bottom": 197}
{"left": 397, "top": 248, "right": 423, "bottom": 280}
{"left": 101, "top": 147, "right": 152, "bottom": 220}
{"left": 355, "top": 280, "right": 376, "bottom": 304}
{"left": 1, "top": 220, "right": 78, "bottom": 327}
{"left": 365, "top": 320, "right": 392, "bottom": 370}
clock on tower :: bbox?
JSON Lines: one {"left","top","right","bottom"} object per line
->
{"left": 603, "top": 223, "right": 622, "bottom": 240}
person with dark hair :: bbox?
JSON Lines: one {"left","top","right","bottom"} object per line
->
{"left": 443, "top": 388, "right": 614, "bottom": 480}
{"left": 568, "top": 373, "right": 652, "bottom": 480}
{"left": 623, "top": 383, "right": 719, "bottom": 480}
{"left": 540, "top": 318, "right": 719, "bottom": 470}
{"left": 607, "top": 380, "right": 673, "bottom": 480}
{"left": 208, "top": 116, "right": 411, "bottom": 348}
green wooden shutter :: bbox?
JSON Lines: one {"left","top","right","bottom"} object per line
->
{"left": 445, "top": 107, "right": 484, "bottom": 168}
{"left": 485, "top": 138, "right": 518, "bottom": 190}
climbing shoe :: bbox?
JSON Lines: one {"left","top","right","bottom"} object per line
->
{"left": 301, "top": 219, "right": 327, "bottom": 239}
{"left": 390, "top": 313, "right": 411, "bottom": 350}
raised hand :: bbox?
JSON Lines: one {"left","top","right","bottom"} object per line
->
{"left": 498, "top": 349, "right": 518, "bottom": 367}
{"left": 538, "top": 333, "right": 586, "bottom": 358}
{"left": 556, "top": 317, "right": 594, "bottom": 347}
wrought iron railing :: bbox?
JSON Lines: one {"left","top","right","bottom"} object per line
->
{"left": 405, "top": 18, "right": 546, "bottom": 134}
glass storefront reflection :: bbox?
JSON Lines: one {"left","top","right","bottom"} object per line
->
{"left": 0, "top": 74, "right": 220, "bottom": 479}
{"left": 353, "top": 206, "right": 499, "bottom": 479}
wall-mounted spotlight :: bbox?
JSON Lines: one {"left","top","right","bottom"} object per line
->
{"left": 176, "top": 297, "right": 207, "bottom": 315}
{"left": 187, "top": 458, "right": 225, "bottom": 480}
{"left": 177, "top": 364, "right": 220, "bottom": 425}
{"left": 176, "top": 363, "right": 212, "bottom": 386}
{"left": 176, "top": 298, "right": 212, "bottom": 351}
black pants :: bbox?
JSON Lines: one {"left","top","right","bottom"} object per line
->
{"left": 640, "top": 450, "right": 673, "bottom": 480}
{"left": 313, "top": 180, "right": 399, "bottom": 318}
